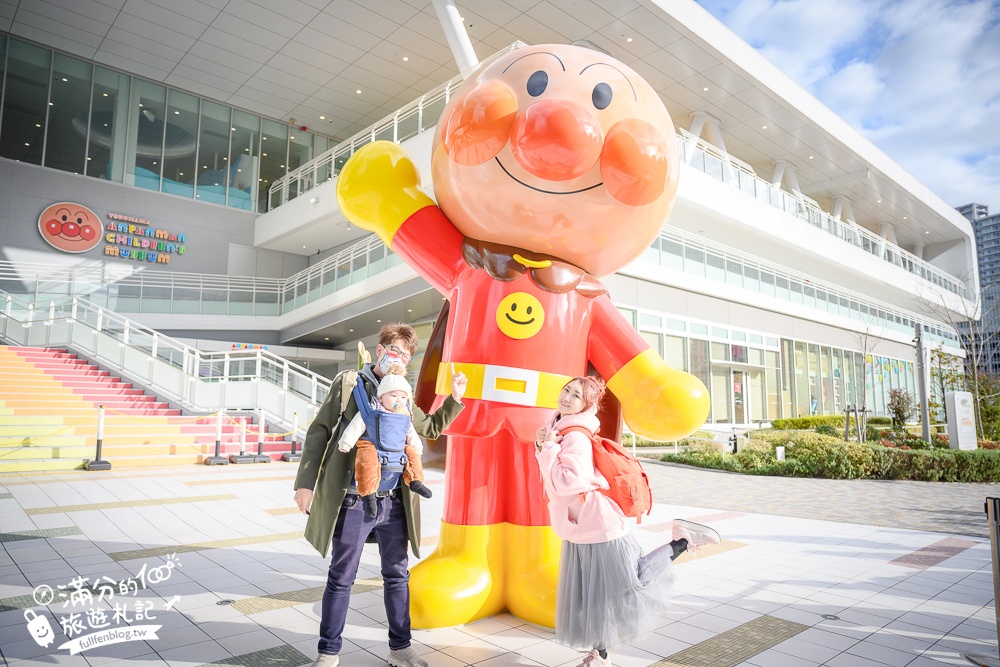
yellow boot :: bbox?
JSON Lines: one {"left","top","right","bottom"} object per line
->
{"left": 504, "top": 524, "right": 561, "bottom": 628}
{"left": 409, "top": 521, "right": 506, "bottom": 628}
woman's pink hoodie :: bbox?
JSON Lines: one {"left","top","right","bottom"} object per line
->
{"left": 535, "top": 407, "right": 629, "bottom": 545}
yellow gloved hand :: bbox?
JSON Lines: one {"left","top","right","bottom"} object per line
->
{"left": 335, "top": 141, "right": 435, "bottom": 249}
{"left": 607, "top": 349, "right": 711, "bottom": 441}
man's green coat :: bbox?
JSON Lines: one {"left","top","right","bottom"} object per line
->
{"left": 294, "top": 364, "right": 463, "bottom": 558}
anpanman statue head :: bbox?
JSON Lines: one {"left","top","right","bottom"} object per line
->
{"left": 432, "top": 44, "right": 679, "bottom": 278}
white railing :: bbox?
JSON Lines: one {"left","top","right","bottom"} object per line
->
{"left": 678, "top": 130, "right": 971, "bottom": 299}
{"left": 0, "top": 233, "right": 401, "bottom": 318}
{"left": 0, "top": 289, "right": 331, "bottom": 431}
{"left": 266, "top": 41, "right": 528, "bottom": 210}
{"left": 650, "top": 226, "right": 962, "bottom": 349}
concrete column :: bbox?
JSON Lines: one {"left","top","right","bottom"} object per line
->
{"left": 912, "top": 243, "right": 925, "bottom": 259}
{"left": 432, "top": 0, "right": 479, "bottom": 72}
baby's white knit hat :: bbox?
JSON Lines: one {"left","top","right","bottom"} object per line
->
{"left": 377, "top": 368, "right": 412, "bottom": 398}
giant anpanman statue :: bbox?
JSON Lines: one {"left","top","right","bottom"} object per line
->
{"left": 337, "top": 44, "right": 710, "bottom": 628}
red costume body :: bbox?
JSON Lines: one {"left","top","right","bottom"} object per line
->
{"left": 395, "top": 206, "right": 648, "bottom": 527}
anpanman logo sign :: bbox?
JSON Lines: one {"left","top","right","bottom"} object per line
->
{"left": 38, "top": 202, "right": 102, "bottom": 253}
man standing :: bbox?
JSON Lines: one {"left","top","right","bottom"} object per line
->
{"left": 294, "top": 323, "right": 467, "bottom": 667}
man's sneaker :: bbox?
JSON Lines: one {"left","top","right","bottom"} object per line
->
{"left": 388, "top": 646, "right": 427, "bottom": 667}
{"left": 672, "top": 519, "right": 721, "bottom": 551}
{"left": 578, "top": 649, "right": 611, "bottom": 666}
{"left": 312, "top": 654, "right": 339, "bottom": 667}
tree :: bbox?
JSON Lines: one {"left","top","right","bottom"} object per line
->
{"left": 917, "top": 279, "right": 1000, "bottom": 438}
{"left": 887, "top": 388, "right": 916, "bottom": 427}
{"left": 928, "top": 343, "right": 965, "bottom": 423}
{"left": 848, "top": 319, "right": 881, "bottom": 438}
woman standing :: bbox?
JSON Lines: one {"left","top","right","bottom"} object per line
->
{"left": 535, "top": 376, "right": 720, "bottom": 666}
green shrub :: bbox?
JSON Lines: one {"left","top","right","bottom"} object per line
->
{"left": 771, "top": 415, "right": 890, "bottom": 430}
{"left": 814, "top": 424, "right": 840, "bottom": 437}
{"left": 658, "top": 429, "right": 1000, "bottom": 482}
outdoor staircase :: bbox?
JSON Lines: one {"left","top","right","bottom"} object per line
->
{"left": 0, "top": 346, "right": 295, "bottom": 472}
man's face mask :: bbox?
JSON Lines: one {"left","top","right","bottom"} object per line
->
{"left": 378, "top": 344, "right": 410, "bottom": 374}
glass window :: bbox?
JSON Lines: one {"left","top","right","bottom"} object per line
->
{"left": 726, "top": 259, "right": 743, "bottom": 287}
{"left": 775, "top": 276, "right": 789, "bottom": 301}
{"left": 663, "top": 239, "right": 683, "bottom": 270}
{"left": 1, "top": 39, "right": 51, "bottom": 164}
{"left": 314, "top": 133, "right": 332, "bottom": 185}
{"left": 749, "top": 368, "right": 765, "bottom": 421}
{"left": 230, "top": 109, "right": 260, "bottom": 211}
{"left": 732, "top": 330, "right": 747, "bottom": 342}
{"left": 760, "top": 270, "right": 775, "bottom": 297}
{"left": 664, "top": 335, "right": 686, "bottom": 372}
{"left": 706, "top": 252, "right": 725, "bottom": 282}
{"left": 790, "top": 280, "right": 804, "bottom": 304}
{"left": 821, "top": 346, "right": 834, "bottom": 415}
{"left": 287, "top": 128, "right": 314, "bottom": 199}
{"left": 196, "top": 100, "right": 231, "bottom": 205}
{"left": 711, "top": 327, "right": 728, "bottom": 339}
{"left": 766, "top": 337, "right": 779, "bottom": 347}
{"left": 749, "top": 348, "right": 764, "bottom": 365}
{"left": 640, "top": 330, "right": 661, "bottom": 356}
{"left": 749, "top": 333, "right": 763, "bottom": 344}
{"left": 639, "top": 313, "right": 661, "bottom": 328}
{"left": 126, "top": 79, "right": 167, "bottom": 190}
{"left": 711, "top": 342, "right": 730, "bottom": 361}
{"left": 258, "top": 118, "right": 288, "bottom": 211}
{"left": 765, "top": 364, "right": 780, "bottom": 420}
{"left": 712, "top": 366, "right": 732, "bottom": 423}
{"left": 161, "top": 89, "right": 199, "bottom": 198}
{"left": 665, "top": 318, "right": 685, "bottom": 332}
{"left": 87, "top": 67, "right": 129, "bottom": 181}
{"left": 794, "top": 341, "right": 809, "bottom": 416}
{"left": 45, "top": 53, "right": 92, "bottom": 175}
{"left": 744, "top": 265, "right": 759, "bottom": 292}
{"left": 690, "top": 322, "right": 708, "bottom": 336}
{"left": 684, "top": 247, "right": 705, "bottom": 276}
{"left": 689, "top": 338, "right": 711, "bottom": 420}
{"left": 731, "top": 344, "right": 748, "bottom": 363}
{"left": 809, "top": 344, "right": 821, "bottom": 414}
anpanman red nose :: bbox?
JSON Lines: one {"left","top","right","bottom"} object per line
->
{"left": 510, "top": 99, "right": 603, "bottom": 181}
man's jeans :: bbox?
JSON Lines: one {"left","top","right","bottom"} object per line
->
{"left": 318, "top": 493, "right": 411, "bottom": 656}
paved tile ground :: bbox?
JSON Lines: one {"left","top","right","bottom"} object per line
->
{"left": 0, "top": 461, "right": 995, "bottom": 667}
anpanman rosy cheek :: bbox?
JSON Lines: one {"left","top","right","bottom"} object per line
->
{"left": 441, "top": 80, "right": 518, "bottom": 166}
{"left": 600, "top": 118, "right": 670, "bottom": 206}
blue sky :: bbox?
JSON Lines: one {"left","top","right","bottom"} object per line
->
{"left": 694, "top": 0, "right": 1000, "bottom": 210}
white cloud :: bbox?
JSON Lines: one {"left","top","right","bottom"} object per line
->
{"left": 696, "top": 0, "right": 1000, "bottom": 208}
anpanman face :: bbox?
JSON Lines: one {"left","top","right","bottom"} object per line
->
{"left": 37, "top": 202, "right": 101, "bottom": 253}
{"left": 432, "top": 44, "right": 680, "bottom": 278}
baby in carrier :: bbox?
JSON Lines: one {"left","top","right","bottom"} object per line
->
{"left": 338, "top": 363, "right": 432, "bottom": 517}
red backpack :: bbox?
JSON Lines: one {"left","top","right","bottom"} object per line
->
{"left": 559, "top": 426, "right": 653, "bottom": 522}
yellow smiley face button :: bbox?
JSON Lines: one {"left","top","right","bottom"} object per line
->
{"left": 496, "top": 292, "right": 545, "bottom": 339}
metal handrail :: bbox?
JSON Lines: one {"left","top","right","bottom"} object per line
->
{"left": 0, "top": 289, "right": 331, "bottom": 429}
{"left": 677, "top": 131, "right": 969, "bottom": 299}
{"left": 266, "top": 41, "right": 528, "bottom": 209}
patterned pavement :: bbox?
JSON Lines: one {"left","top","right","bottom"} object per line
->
{"left": 0, "top": 461, "right": 995, "bottom": 667}
{"left": 640, "top": 458, "right": 998, "bottom": 539}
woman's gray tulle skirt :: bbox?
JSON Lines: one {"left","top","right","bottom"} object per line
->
{"left": 555, "top": 532, "right": 675, "bottom": 650}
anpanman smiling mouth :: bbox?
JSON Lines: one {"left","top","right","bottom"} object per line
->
{"left": 495, "top": 158, "right": 603, "bottom": 195}
{"left": 505, "top": 314, "right": 536, "bottom": 325}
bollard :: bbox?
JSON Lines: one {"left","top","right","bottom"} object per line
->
{"left": 229, "top": 416, "right": 254, "bottom": 464}
{"left": 965, "top": 497, "right": 1000, "bottom": 667}
{"left": 204, "top": 410, "right": 229, "bottom": 465}
{"left": 253, "top": 408, "right": 270, "bottom": 463}
{"left": 282, "top": 412, "right": 301, "bottom": 462}
{"left": 86, "top": 405, "right": 112, "bottom": 471}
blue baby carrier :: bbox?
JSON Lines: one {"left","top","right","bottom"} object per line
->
{"left": 352, "top": 380, "right": 411, "bottom": 493}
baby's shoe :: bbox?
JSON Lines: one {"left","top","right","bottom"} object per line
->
{"left": 362, "top": 495, "right": 378, "bottom": 518}
{"left": 408, "top": 480, "right": 433, "bottom": 498}
{"left": 671, "top": 519, "right": 721, "bottom": 552}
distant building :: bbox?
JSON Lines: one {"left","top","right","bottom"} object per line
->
{"left": 960, "top": 203, "right": 1000, "bottom": 374}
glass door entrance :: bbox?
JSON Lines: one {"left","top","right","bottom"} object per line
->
{"left": 733, "top": 369, "right": 745, "bottom": 424}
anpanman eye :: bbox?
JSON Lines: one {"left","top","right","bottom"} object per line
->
{"left": 592, "top": 82, "right": 612, "bottom": 110}
{"left": 527, "top": 70, "right": 548, "bottom": 97}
